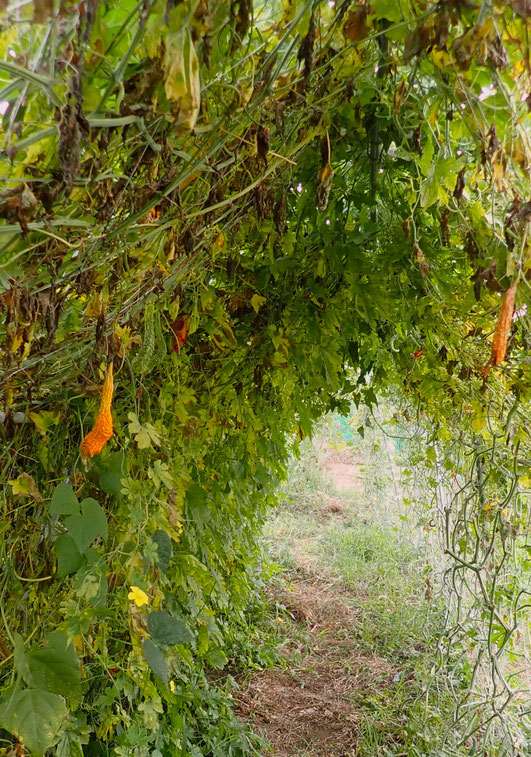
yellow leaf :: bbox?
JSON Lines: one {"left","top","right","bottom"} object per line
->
{"left": 218, "top": 318, "right": 235, "bottom": 342}
{"left": 10, "top": 333, "right": 23, "bottom": 353}
{"left": 250, "top": 294, "right": 266, "bottom": 313}
{"left": 237, "top": 85, "right": 253, "bottom": 107}
{"left": 84, "top": 291, "right": 104, "bottom": 318}
{"left": 9, "top": 473, "right": 42, "bottom": 501}
{"left": 430, "top": 48, "right": 451, "bottom": 69}
{"left": 30, "top": 409, "right": 61, "bottom": 434}
{"left": 114, "top": 324, "right": 142, "bottom": 355}
{"left": 21, "top": 324, "right": 34, "bottom": 361}
{"left": 145, "top": 12, "right": 166, "bottom": 58}
{"left": 164, "top": 28, "right": 201, "bottom": 131}
{"left": 318, "top": 163, "right": 333, "bottom": 184}
{"left": 492, "top": 160, "right": 505, "bottom": 189}
{"left": 128, "top": 586, "right": 150, "bottom": 607}
{"left": 211, "top": 229, "right": 225, "bottom": 259}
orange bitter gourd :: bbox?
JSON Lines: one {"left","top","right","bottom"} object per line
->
{"left": 79, "top": 363, "right": 114, "bottom": 458}
{"left": 484, "top": 280, "right": 518, "bottom": 376}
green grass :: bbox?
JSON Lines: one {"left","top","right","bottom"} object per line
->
{"left": 324, "top": 521, "right": 442, "bottom": 660}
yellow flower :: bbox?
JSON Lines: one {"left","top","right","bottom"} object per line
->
{"left": 169, "top": 680, "right": 175, "bottom": 693}
{"left": 128, "top": 586, "right": 149, "bottom": 607}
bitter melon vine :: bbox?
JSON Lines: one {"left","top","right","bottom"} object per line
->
{"left": 0, "top": 0, "right": 529, "bottom": 754}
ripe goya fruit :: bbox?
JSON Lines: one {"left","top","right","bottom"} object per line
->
{"left": 79, "top": 363, "right": 114, "bottom": 457}
{"left": 491, "top": 280, "right": 518, "bottom": 367}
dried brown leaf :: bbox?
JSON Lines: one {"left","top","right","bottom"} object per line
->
{"left": 343, "top": 7, "right": 368, "bottom": 43}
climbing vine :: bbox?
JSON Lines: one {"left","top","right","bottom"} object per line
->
{"left": 0, "top": 0, "right": 529, "bottom": 753}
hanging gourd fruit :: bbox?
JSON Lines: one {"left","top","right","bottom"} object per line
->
{"left": 483, "top": 279, "right": 518, "bottom": 376}
{"left": 80, "top": 363, "right": 114, "bottom": 458}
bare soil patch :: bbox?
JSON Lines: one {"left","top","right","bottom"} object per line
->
{"left": 318, "top": 445, "right": 364, "bottom": 495}
{"left": 235, "top": 571, "right": 397, "bottom": 756}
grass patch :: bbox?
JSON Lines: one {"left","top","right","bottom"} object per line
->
{"left": 323, "top": 521, "right": 442, "bottom": 661}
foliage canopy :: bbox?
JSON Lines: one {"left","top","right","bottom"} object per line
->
{"left": 0, "top": 0, "right": 530, "bottom": 753}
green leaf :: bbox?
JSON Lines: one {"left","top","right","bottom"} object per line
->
{"left": 186, "top": 484, "right": 206, "bottom": 507}
{"left": 55, "top": 534, "right": 83, "bottom": 578}
{"left": 81, "top": 498, "right": 108, "bottom": 542}
{"left": 370, "top": 0, "right": 404, "bottom": 22}
{"left": 54, "top": 713, "right": 90, "bottom": 757}
{"left": 148, "top": 460, "right": 174, "bottom": 489}
{"left": 65, "top": 498, "right": 107, "bottom": 554}
{"left": 50, "top": 483, "right": 79, "bottom": 515}
{"left": 418, "top": 134, "right": 435, "bottom": 176}
{"left": 74, "top": 563, "right": 108, "bottom": 607}
{"left": 128, "top": 411, "right": 161, "bottom": 448}
{"left": 147, "top": 610, "right": 194, "bottom": 646}
{"left": 420, "top": 176, "right": 438, "bottom": 208}
{"left": 206, "top": 647, "right": 228, "bottom": 670}
{"left": 151, "top": 530, "right": 173, "bottom": 572}
{"left": 64, "top": 515, "right": 93, "bottom": 554}
{"left": 82, "top": 741, "right": 111, "bottom": 756}
{"left": 56, "top": 735, "right": 84, "bottom": 757}
{"left": 142, "top": 639, "right": 169, "bottom": 686}
{"left": 26, "top": 631, "right": 81, "bottom": 701}
{"left": 97, "top": 451, "right": 126, "bottom": 497}
{"left": 13, "top": 633, "right": 30, "bottom": 681}
{"left": 0, "top": 686, "right": 66, "bottom": 755}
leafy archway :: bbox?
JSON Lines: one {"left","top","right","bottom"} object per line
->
{"left": 0, "top": 0, "right": 529, "bottom": 753}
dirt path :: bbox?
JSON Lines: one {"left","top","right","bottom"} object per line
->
{"left": 235, "top": 566, "right": 397, "bottom": 756}
{"left": 319, "top": 443, "right": 364, "bottom": 495}
{"left": 235, "top": 446, "right": 401, "bottom": 756}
